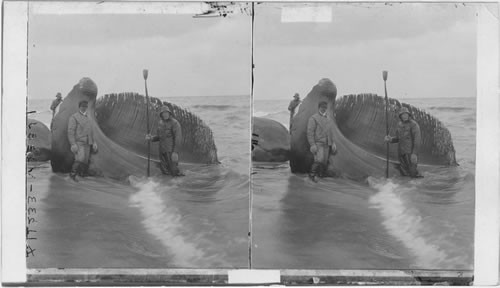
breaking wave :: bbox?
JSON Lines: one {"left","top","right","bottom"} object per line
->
{"left": 368, "top": 177, "right": 469, "bottom": 269}
{"left": 129, "top": 176, "right": 228, "bottom": 268}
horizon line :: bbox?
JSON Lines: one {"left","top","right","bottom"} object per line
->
{"left": 254, "top": 96, "right": 477, "bottom": 100}
{"left": 29, "top": 93, "right": 251, "bottom": 100}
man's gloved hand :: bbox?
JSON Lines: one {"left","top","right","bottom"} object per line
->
{"left": 410, "top": 154, "right": 418, "bottom": 164}
{"left": 92, "top": 143, "right": 98, "bottom": 154}
{"left": 71, "top": 144, "right": 78, "bottom": 154}
{"left": 310, "top": 145, "right": 318, "bottom": 154}
{"left": 384, "top": 135, "right": 392, "bottom": 143}
{"left": 171, "top": 151, "right": 179, "bottom": 163}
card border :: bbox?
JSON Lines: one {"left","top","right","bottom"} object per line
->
{"left": 1, "top": 0, "right": 498, "bottom": 285}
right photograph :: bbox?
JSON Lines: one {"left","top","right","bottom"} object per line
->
{"left": 251, "top": 2, "right": 477, "bottom": 270}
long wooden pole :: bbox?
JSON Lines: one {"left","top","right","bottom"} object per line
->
{"left": 383, "top": 70, "right": 389, "bottom": 178}
{"left": 143, "top": 69, "right": 151, "bottom": 177}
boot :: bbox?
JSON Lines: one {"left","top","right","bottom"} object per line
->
{"left": 170, "top": 163, "right": 184, "bottom": 177}
{"left": 409, "top": 163, "right": 423, "bottom": 178}
{"left": 318, "top": 164, "right": 326, "bottom": 178}
{"left": 175, "top": 169, "right": 185, "bottom": 177}
{"left": 79, "top": 163, "right": 89, "bottom": 177}
{"left": 70, "top": 162, "right": 80, "bottom": 182}
{"left": 309, "top": 162, "right": 319, "bottom": 182}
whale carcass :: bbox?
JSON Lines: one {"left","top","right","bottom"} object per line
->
{"left": 252, "top": 117, "right": 290, "bottom": 162}
{"left": 50, "top": 78, "right": 218, "bottom": 180}
{"left": 290, "top": 78, "right": 457, "bottom": 180}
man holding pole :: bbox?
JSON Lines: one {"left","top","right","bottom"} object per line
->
{"left": 146, "top": 106, "right": 184, "bottom": 176}
{"left": 384, "top": 107, "right": 422, "bottom": 178}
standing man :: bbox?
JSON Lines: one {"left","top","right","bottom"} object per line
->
{"left": 146, "top": 106, "right": 184, "bottom": 176}
{"left": 50, "top": 92, "right": 63, "bottom": 119}
{"left": 384, "top": 107, "right": 422, "bottom": 178}
{"left": 288, "top": 93, "right": 301, "bottom": 132}
{"left": 68, "top": 100, "right": 97, "bottom": 181}
{"left": 307, "top": 101, "right": 337, "bottom": 182}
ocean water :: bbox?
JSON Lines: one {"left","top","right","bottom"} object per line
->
{"left": 252, "top": 97, "right": 475, "bottom": 270}
{"left": 26, "top": 95, "right": 475, "bottom": 270}
{"left": 27, "top": 95, "right": 250, "bottom": 268}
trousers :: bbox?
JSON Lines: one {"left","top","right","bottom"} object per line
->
{"left": 71, "top": 142, "right": 90, "bottom": 177}
{"left": 159, "top": 151, "right": 181, "bottom": 176}
{"left": 398, "top": 153, "right": 420, "bottom": 178}
{"left": 310, "top": 143, "right": 330, "bottom": 177}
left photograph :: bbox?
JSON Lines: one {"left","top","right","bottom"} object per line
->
{"left": 26, "top": 2, "right": 251, "bottom": 269}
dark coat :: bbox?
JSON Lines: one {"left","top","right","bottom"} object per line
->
{"left": 152, "top": 118, "right": 182, "bottom": 153}
{"left": 391, "top": 119, "right": 421, "bottom": 155}
{"left": 50, "top": 98, "right": 62, "bottom": 111}
{"left": 288, "top": 99, "right": 301, "bottom": 113}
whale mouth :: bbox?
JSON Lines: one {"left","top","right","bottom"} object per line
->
{"left": 50, "top": 78, "right": 219, "bottom": 179}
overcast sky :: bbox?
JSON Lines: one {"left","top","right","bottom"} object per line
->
{"left": 28, "top": 2, "right": 482, "bottom": 100}
{"left": 28, "top": 3, "right": 251, "bottom": 99}
{"left": 253, "top": 2, "right": 481, "bottom": 100}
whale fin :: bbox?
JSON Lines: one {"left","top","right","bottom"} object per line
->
{"left": 95, "top": 93, "right": 218, "bottom": 164}
{"left": 335, "top": 94, "right": 457, "bottom": 166}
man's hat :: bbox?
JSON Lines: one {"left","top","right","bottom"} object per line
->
{"left": 56, "top": 93, "right": 62, "bottom": 98}
{"left": 398, "top": 107, "right": 411, "bottom": 117}
{"left": 159, "top": 106, "right": 172, "bottom": 115}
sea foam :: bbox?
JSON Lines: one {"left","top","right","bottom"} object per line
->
{"left": 128, "top": 176, "right": 209, "bottom": 267}
{"left": 368, "top": 177, "right": 465, "bottom": 269}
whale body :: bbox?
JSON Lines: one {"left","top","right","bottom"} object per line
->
{"left": 252, "top": 117, "right": 290, "bottom": 162}
{"left": 290, "top": 78, "right": 457, "bottom": 180}
{"left": 50, "top": 78, "right": 218, "bottom": 180}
